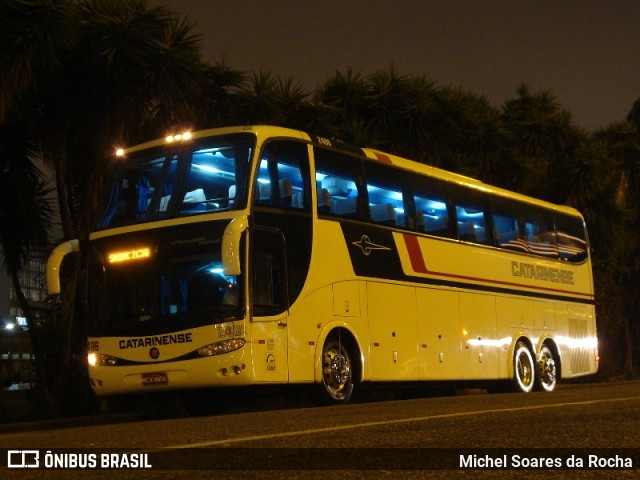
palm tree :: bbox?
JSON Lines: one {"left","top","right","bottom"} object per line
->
{"left": 274, "top": 76, "right": 315, "bottom": 130}
{"left": 595, "top": 121, "right": 640, "bottom": 214}
{"left": 593, "top": 120, "right": 640, "bottom": 377}
{"left": 199, "top": 60, "right": 247, "bottom": 128}
{"left": 362, "top": 67, "right": 408, "bottom": 149}
{"left": 0, "top": 122, "right": 54, "bottom": 407}
{"left": 230, "top": 70, "right": 281, "bottom": 125}
{"left": 395, "top": 74, "right": 438, "bottom": 163}
{"left": 1, "top": 0, "right": 217, "bottom": 415}
{"left": 318, "top": 68, "right": 370, "bottom": 141}
{"left": 626, "top": 99, "right": 640, "bottom": 130}
{"left": 501, "top": 84, "right": 581, "bottom": 198}
{"left": 0, "top": 0, "right": 75, "bottom": 413}
{"left": 0, "top": 0, "right": 77, "bottom": 123}
{"left": 45, "top": 0, "right": 209, "bottom": 238}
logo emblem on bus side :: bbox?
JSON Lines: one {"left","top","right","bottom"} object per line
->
{"left": 149, "top": 347, "right": 160, "bottom": 360}
{"left": 352, "top": 235, "right": 392, "bottom": 256}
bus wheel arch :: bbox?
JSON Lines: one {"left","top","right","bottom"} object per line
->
{"left": 316, "top": 327, "right": 362, "bottom": 404}
{"left": 511, "top": 338, "right": 535, "bottom": 393}
{"left": 536, "top": 341, "right": 560, "bottom": 392}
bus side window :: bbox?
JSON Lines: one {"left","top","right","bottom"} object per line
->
{"left": 556, "top": 214, "right": 588, "bottom": 262}
{"left": 254, "top": 141, "right": 310, "bottom": 210}
{"left": 364, "top": 162, "right": 407, "bottom": 228}
{"left": 314, "top": 147, "right": 366, "bottom": 220}
{"left": 455, "top": 192, "right": 493, "bottom": 245}
{"left": 412, "top": 177, "right": 451, "bottom": 237}
{"left": 492, "top": 202, "right": 526, "bottom": 252}
{"left": 525, "top": 208, "right": 557, "bottom": 258}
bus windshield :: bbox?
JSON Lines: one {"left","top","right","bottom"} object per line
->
{"left": 98, "top": 134, "right": 254, "bottom": 229}
{"left": 88, "top": 222, "right": 244, "bottom": 336}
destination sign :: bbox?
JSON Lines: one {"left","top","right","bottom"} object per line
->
{"left": 107, "top": 247, "right": 151, "bottom": 264}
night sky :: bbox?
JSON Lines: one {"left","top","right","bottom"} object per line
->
{"left": 152, "top": 0, "right": 640, "bottom": 131}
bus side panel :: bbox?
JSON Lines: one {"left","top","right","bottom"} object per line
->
{"left": 287, "top": 219, "right": 367, "bottom": 383}
{"left": 532, "top": 300, "right": 557, "bottom": 331}
{"left": 496, "top": 296, "right": 533, "bottom": 379}
{"left": 417, "top": 288, "right": 463, "bottom": 380}
{"left": 287, "top": 284, "right": 333, "bottom": 383}
{"left": 460, "top": 293, "right": 499, "bottom": 380}
{"left": 367, "top": 282, "right": 419, "bottom": 380}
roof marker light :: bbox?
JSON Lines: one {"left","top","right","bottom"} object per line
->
{"left": 165, "top": 131, "right": 192, "bottom": 144}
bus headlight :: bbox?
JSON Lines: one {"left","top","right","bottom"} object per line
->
{"left": 88, "top": 352, "right": 118, "bottom": 367}
{"left": 197, "top": 338, "right": 246, "bottom": 357}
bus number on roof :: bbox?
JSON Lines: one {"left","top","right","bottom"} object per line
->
{"left": 316, "top": 136, "right": 332, "bottom": 147}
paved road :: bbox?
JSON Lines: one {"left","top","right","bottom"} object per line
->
{"left": 1, "top": 381, "right": 639, "bottom": 479}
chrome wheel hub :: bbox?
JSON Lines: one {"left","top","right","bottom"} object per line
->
{"left": 323, "top": 349, "right": 351, "bottom": 395}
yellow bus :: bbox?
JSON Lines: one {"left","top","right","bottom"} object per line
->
{"left": 47, "top": 125, "right": 598, "bottom": 404}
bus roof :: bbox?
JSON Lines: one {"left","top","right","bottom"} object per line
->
{"left": 359, "top": 147, "right": 583, "bottom": 219}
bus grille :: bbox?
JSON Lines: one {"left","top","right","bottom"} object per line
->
{"left": 569, "top": 318, "right": 590, "bottom": 374}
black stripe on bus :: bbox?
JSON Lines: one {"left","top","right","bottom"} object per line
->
{"left": 339, "top": 222, "right": 595, "bottom": 306}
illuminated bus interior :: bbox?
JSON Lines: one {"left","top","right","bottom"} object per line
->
{"left": 312, "top": 146, "right": 587, "bottom": 263}
{"left": 99, "top": 135, "right": 254, "bottom": 229}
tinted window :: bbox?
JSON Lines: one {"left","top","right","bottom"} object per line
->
{"left": 453, "top": 189, "right": 491, "bottom": 245}
{"left": 314, "top": 148, "right": 366, "bottom": 220}
{"left": 412, "top": 177, "right": 451, "bottom": 237}
{"left": 254, "top": 141, "right": 310, "bottom": 210}
{"left": 556, "top": 214, "right": 588, "bottom": 262}
{"left": 492, "top": 201, "right": 526, "bottom": 252}
{"left": 364, "top": 162, "right": 408, "bottom": 227}
{"left": 525, "top": 208, "right": 557, "bottom": 258}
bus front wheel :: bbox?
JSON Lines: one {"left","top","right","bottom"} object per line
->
{"left": 513, "top": 342, "right": 535, "bottom": 393}
{"left": 318, "top": 338, "right": 354, "bottom": 404}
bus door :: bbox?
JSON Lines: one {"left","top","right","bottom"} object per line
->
{"left": 250, "top": 227, "right": 289, "bottom": 382}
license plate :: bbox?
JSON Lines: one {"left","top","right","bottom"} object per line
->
{"left": 141, "top": 372, "right": 168, "bottom": 386}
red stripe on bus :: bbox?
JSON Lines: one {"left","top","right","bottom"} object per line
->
{"left": 401, "top": 233, "right": 594, "bottom": 299}
{"left": 373, "top": 152, "right": 393, "bottom": 164}
{"left": 403, "top": 234, "right": 429, "bottom": 273}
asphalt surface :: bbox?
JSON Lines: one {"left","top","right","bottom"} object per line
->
{"left": 1, "top": 380, "right": 639, "bottom": 479}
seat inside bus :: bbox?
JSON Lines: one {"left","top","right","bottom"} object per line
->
{"left": 257, "top": 178, "right": 293, "bottom": 207}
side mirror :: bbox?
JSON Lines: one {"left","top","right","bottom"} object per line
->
{"left": 222, "top": 215, "right": 248, "bottom": 276}
{"left": 46, "top": 239, "right": 80, "bottom": 295}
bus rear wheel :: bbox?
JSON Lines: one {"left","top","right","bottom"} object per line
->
{"left": 319, "top": 338, "right": 354, "bottom": 404}
{"left": 536, "top": 345, "right": 557, "bottom": 392}
{"left": 513, "top": 342, "right": 535, "bottom": 393}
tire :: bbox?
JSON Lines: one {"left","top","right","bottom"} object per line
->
{"left": 512, "top": 341, "right": 535, "bottom": 393}
{"left": 536, "top": 344, "right": 557, "bottom": 392}
{"left": 318, "top": 337, "right": 354, "bottom": 404}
